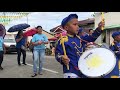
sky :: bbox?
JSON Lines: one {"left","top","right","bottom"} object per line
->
{"left": 5, "top": 12, "right": 94, "bottom": 32}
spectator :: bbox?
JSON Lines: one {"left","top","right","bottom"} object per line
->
{"left": 15, "top": 30, "right": 27, "bottom": 66}
{"left": 31, "top": 26, "right": 48, "bottom": 77}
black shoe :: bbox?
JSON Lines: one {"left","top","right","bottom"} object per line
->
{"left": 18, "top": 64, "right": 21, "bottom": 66}
{"left": 31, "top": 73, "right": 37, "bottom": 77}
{"left": 0, "top": 66, "right": 3, "bottom": 70}
{"left": 22, "top": 63, "right": 27, "bottom": 65}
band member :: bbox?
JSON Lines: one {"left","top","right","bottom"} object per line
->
{"left": 55, "top": 14, "right": 105, "bottom": 78}
{"left": 105, "top": 31, "right": 120, "bottom": 78}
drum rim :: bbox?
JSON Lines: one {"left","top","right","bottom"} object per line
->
{"left": 78, "top": 47, "right": 116, "bottom": 78}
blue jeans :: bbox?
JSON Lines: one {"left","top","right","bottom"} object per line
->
{"left": 33, "top": 49, "right": 45, "bottom": 74}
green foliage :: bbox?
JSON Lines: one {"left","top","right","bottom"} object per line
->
{"left": 45, "top": 48, "right": 52, "bottom": 56}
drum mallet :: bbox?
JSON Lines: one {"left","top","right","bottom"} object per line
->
{"left": 101, "top": 12, "right": 105, "bottom": 30}
{"left": 60, "top": 33, "right": 69, "bottom": 70}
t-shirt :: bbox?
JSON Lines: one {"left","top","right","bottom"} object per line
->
{"left": 32, "top": 34, "right": 48, "bottom": 50}
{"left": 15, "top": 35, "right": 27, "bottom": 48}
{"left": 0, "top": 37, "right": 3, "bottom": 51}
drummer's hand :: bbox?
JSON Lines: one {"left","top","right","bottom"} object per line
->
{"left": 116, "top": 51, "right": 120, "bottom": 54}
{"left": 98, "top": 19, "right": 105, "bottom": 30}
{"left": 61, "top": 55, "right": 70, "bottom": 65}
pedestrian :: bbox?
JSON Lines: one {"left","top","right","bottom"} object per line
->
{"left": 31, "top": 26, "right": 48, "bottom": 77}
{"left": 0, "top": 24, "right": 6, "bottom": 70}
{"left": 104, "top": 31, "right": 120, "bottom": 78}
{"left": 55, "top": 14, "right": 105, "bottom": 78}
{"left": 15, "top": 30, "right": 27, "bottom": 66}
{"left": 0, "top": 37, "right": 6, "bottom": 70}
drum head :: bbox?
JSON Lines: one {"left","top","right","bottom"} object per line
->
{"left": 78, "top": 48, "right": 116, "bottom": 78}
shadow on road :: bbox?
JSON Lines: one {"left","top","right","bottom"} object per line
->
{"left": 5, "top": 52, "right": 17, "bottom": 55}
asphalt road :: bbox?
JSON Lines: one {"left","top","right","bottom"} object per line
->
{"left": 0, "top": 51, "right": 63, "bottom": 78}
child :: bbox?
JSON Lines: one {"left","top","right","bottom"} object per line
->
{"left": 55, "top": 14, "right": 105, "bottom": 78}
{"left": 105, "top": 31, "right": 120, "bottom": 78}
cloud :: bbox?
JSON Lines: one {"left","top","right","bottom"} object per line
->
{"left": 5, "top": 12, "right": 94, "bottom": 32}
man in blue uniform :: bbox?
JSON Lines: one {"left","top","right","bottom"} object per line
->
{"left": 55, "top": 14, "right": 105, "bottom": 78}
{"left": 105, "top": 31, "right": 120, "bottom": 78}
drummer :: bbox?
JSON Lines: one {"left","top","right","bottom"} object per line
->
{"left": 55, "top": 14, "right": 105, "bottom": 78}
{"left": 105, "top": 31, "right": 120, "bottom": 78}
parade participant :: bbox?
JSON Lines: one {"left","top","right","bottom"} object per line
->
{"left": 88, "top": 29, "right": 94, "bottom": 36}
{"left": 105, "top": 31, "right": 120, "bottom": 78}
{"left": 15, "top": 30, "right": 27, "bottom": 66}
{"left": 78, "top": 28, "right": 88, "bottom": 38}
{"left": 31, "top": 26, "right": 48, "bottom": 77}
{"left": 55, "top": 14, "right": 105, "bottom": 78}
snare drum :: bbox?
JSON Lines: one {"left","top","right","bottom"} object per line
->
{"left": 78, "top": 48, "right": 116, "bottom": 78}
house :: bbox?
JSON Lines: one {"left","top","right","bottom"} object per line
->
{"left": 94, "top": 12, "right": 120, "bottom": 45}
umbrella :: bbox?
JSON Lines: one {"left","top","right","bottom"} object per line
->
{"left": 0, "top": 24, "right": 6, "bottom": 37}
{"left": 23, "top": 28, "right": 37, "bottom": 37}
{"left": 48, "top": 37, "right": 58, "bottom": 41}
{"left": 8, "top": 23, "right": 30, "bottom": 32}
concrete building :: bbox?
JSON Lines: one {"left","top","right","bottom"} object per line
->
{"left": 95, "top": 12, "right": 120, "bottom": 45}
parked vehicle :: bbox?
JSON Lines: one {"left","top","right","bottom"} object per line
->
{"left": 4, "top": 39, "right": 17, "bottom": 53}
{"left": 4, "top": 34, "right": 17, "bottom": 53}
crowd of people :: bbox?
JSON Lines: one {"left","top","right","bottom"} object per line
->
{"left": 0, "top": 13, "right": 120, "bottom": 78}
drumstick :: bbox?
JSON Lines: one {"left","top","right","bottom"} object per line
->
{"left": 101, "top": 12, "right": 104, "bottom": 30}
{"left": 118, "top": 60, "right": 120, "bottom": 78}
{"left": 60, "top": 33, "right": 69, "bottom": 70}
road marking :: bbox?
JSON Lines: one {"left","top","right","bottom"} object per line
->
{"left": 25, "top": 63, "right": 59, "bottom": 74}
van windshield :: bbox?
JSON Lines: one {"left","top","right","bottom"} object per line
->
{"left": 4, "top": 39, "right": 16, "bottom": 43}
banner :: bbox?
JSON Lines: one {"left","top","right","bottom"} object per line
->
{"left": 0, "top": 12, "right": 31, "bottom": 25}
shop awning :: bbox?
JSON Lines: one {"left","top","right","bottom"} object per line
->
{"left": 104, "top": 24, "right": 120, "bottom": 30}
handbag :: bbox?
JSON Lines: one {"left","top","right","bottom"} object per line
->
{"left": 29, "top": 44, "right": 34, "bottom": 51}
{"left": 21, "top": 45, "right": 27, "bottom": 51}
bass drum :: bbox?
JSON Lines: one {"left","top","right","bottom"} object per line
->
{"left": 78, "top": 48, "right": 116, "bottom": 78}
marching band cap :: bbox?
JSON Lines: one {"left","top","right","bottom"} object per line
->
{"left": 112, "top": 31, "right": 120, "bottom": 38}
{"left": 61, "top": 14, "right": 78, "bottom": 28}
{"left": 78, "top": 28, "right": 83, "bottom": 33}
